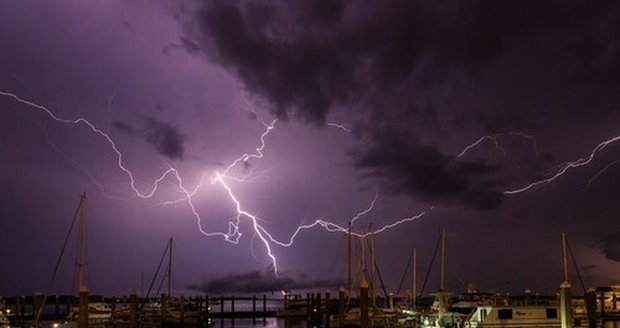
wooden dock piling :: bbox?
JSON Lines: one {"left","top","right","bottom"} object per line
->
{"left": 55, "top": 295, "right": 60, "bottom": 319}
{"left": 325, "top": 290, "right": 331, "bottom": 328}
{"left": 252, "top": 295, "right": 257, "bottom": 324}
{"left": 129, "top": 290, "right": 138, "bottom": 328}
{"left": 78, "top": 287, "right": 89, "bottom": 328}
{"left": 338, "top": 287, "right": 345, "bottom": 328}
{"left": 263, "top": 295, "right": 267, "bottom": 325}
{"left": 360, "top": 281, "right": 369, "bottom": 328}
{"left": 180, "top": 295, "right": 186, "bottom": 326}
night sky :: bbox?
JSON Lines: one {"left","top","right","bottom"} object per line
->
{"left": 2, "top": 0, "right": 620, "bottom": 297}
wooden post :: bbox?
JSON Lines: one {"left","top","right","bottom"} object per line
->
{"left": 204, "top": 295, "right": 209, "bottom": 325}
{"left": 263, "top": 295, "right": 267, "bottom": 325}
{"left": 316, "top": 293, "right": 322, "bottom": 327}
{"left": 129, "top": 290, "right": 138, "bottom": 328}
{"left": 78, "top": 287, "right": 89, "bottom": 328}
{"left": 306, "top": 292, "right": 311, "bottom": 320}
{"left": 55, "top": 295, "right": 60, "bottom": 319}
{"left": 65, "top": 296, "right": 71, "bottom": 316}
{"left": 600, "top": 291, "right": 606, "bottom": 318}
{"left": 338, "top": 287, "right": 345, "bottom": 328}
{"left": 111, "top": 296, "right": 116, "bottom": 320}
{"left": 360, "top": 281, "right": 369, "bottom": 328}
{"left": 220, "top": 295, "right": 224, "bottom": 314}
{"left": 19, "top": 296, "right": 25, "bottom": 328}
{"left": 231, "top": 295, "right": 235, "bottom": 317}
{"left": 160, "top": 292, "right": 168, "bottom": 328}
{"left": 585, "top": 290, "right": 597, "bottom": 328}
{"left": 253, "top": 295, "right": 257, "bottom": 324}
{"left": 15, "top": 296, "right": 21, "bottom": 319}
{"left": 325, "top": 290, "right": 331, "bottom": 328}
{"left": 180, "top": 295, "right": 185, "bottom": 326}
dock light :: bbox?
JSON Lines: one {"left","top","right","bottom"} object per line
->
{"left": 5, "top": 309, "right": 10, "bottom": 314}
{"left": 53, "top": 323, "right": 60, "bottom": 328}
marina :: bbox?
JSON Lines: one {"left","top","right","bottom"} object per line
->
{"left": 2, "top": 196, "right": 619, "bottom": 328}
{"left": 3, "top": 2, "right": 620, "bottom": 328}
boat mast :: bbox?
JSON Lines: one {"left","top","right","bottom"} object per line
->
{"left": 437, "top": 229, "right": 447, "bottom": 327}
{"left": 412, "top": 247, "right": 417, "bottom": 309}
{"left": 347, "top": 221, "right": 352, "bottom": 294}
{"left": 359, "top": 228, "right": 366, "bottom": 290}
{"left": 440, "top": 229, "right": 445, "bottom": 291}
{"left": 370, "top": 224, "right": 377, "bottom": 307}
{"left": 167, "top": 237, "right": 173, "bottom": 297}
{"left": 77, "top": 192, "right": 89, "bottom": 328}
{"left": 561, "top": 232, "right": 569, "bottom": 283}
{"left": 560, "top": 232, "right": 573, "bottom": 328}
{"left": 77, "top": 192, "right": 88, "bottom": 291}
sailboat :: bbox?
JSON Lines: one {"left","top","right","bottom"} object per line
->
{"left": 48, "top": 193, "right": 113, "bottom": 328}
{"left": 463, "top": 233, "right": 575, "bottom": 328}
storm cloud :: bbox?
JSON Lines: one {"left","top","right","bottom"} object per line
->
{"left": 113, "top": 116, "right": 186, "bottom": 160}
{"left": 597, "top": 233, "right": 620, "bottom": 262}
{"left": 180, "top": 0, "right": 620, "bottom": 209}
{"left": 187, "top": 270, "right": 341, "bottom": 294}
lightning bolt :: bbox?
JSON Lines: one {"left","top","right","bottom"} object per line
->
{"left": 504, "top": 135, "right": 620, "bottom": 194}
{"left": 456, "top": 132, "right": 538, "bottom": 160}
{"left": 1, "top": 90, "right": 435, "bottom": 275}
{"left": 327, "top": 122, "right": 352, "bottom": 133}
{"left": 586, "top": 159, "right": 620, "bottom": 190}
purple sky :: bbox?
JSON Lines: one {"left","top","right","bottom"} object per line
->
{"left": 2, "top": 0, "right": 620, "bottom": 297}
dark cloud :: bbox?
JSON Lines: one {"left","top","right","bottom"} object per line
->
{"left": 597, "top": 233, "right": 620, "bottom": 262}
{"left": 187, "top": 270, "right": 341, "bottom": 294}
{"left": 354, "top": 127, "right": 502, "bottom": 209}
{"left": 581, "top": 264, "right": 596, "bottom": 271}
{"left": 112, "top": 121, "right": 138, "bottom": 137}
{"left": 180, "top": 0, "right": 620, "bottom": 210}
{"left": 113, "top": 117, "right": 186, "bottom": 160}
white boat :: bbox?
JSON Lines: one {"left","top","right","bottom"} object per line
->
{"left": 64, "top": 302, "right": 113, "bottom": 326}
{"left": 465, "top": 305, "right": 561, "bottom": 328}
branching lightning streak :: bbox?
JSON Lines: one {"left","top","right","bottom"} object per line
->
{"left": 0, "top": 90, "right": 177, "bottom": 199}
{"left": 457, "top": 135, "right": 505, "bottom": 159}
{"left": 263, "top": 208, "right": 431, "bottom": 248}
{"left": 327, "top": 122, "right": 352, "bottom": 133}
{"left": 504, "top": 135, "right": 620, "bottom": 194}
{"left": 456, "top": 132, "right": 538, "bottom": 159}
{"left": 586, "top": 159, "right": 620, "bottom": 190}
{"left": 2, "top": 90, "right": 434, "bottom": 275}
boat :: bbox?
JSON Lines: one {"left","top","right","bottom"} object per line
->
{"left": 464, "top": 304, "right": 562, "bottom": 328}
{"left": 276, "top": 291, "right": 307, "bottom": 317}
{"left": 0, "top": 312, "right": 9, "bottom": 328}
{"left": 64, "top": 302, "right": 113, "bottom": 326}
